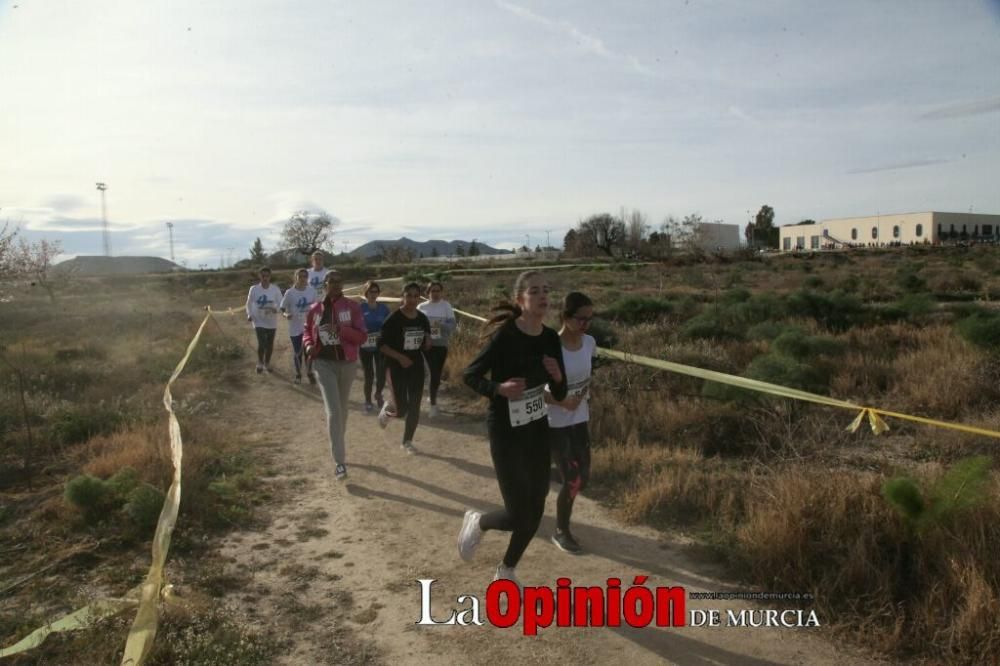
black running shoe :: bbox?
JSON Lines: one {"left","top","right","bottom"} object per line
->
{"left": 551, "top": 530, "right": 582, "bottom": 555}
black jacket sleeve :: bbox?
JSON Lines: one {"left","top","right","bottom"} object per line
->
{"left": 546, "top": 329, "right": 569, "bottom": 401}
{"left": 463, "top": 329, "right": 501, "bottom": 398}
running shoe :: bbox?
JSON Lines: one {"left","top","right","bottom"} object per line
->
{"left": 428, "top": 404, "right": 440, "bottom": 418}
{"left": 255, "top": 363, "right": 264, "bottom": 374}
{"left": 264, "top": 365, "right": 273, "bottom": 374}
{"left": 294, "top": 374, "right": 302, "bottom": 385}
{"left": 493, "top": 563, "right": 521, "bottom": 587}
{"left": 457, "top": 510, "right": 483, "bottom": 561}
{"left": 377, "top": 403, "right": 390, "bottom": 429}
{"left": 364, "top": 402, "right": 374, "bottom": 414}
{"left": 401, "top": 441, "right": 417, "bottom": 455}
{"left": 308, "top": 372, "right": 317, "bottom": 386}
{"left": 335, "top": 464, "right": 347, "bottom": 481}
{"left": 551, "top": 530, "right": 582, "bottom": 555}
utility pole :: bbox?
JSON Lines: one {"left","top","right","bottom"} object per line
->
{"left": 545, "top": 230, "right": 551, "bottom": 248}
{"left": 96, "top": 182, "right": 110, "bottom": 256}
{"left": 166, "top": 222, "right": 175, "bottom": 262}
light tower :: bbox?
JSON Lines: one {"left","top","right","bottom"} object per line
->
{"left": 166, "top": 222, "right": 175, "bottom": 262}
{"left": 96, "top": 182, "right": 111, "bottom": 256}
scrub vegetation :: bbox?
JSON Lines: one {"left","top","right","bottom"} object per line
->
{"left": 2, "top": 246, "right": 999, "bottom": 663}
{"left": 440, "top": 246, "right": 1000, "bottom": 664}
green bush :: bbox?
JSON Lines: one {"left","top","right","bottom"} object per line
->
{"left": 956, "top": 312, "right": 1000, "bottom": 350}
{"left": 587, "top": 317, "right": 617, "bottom": 348}
{"left": 602, "top": 296, "right": 673, "bottom": 324}
{"left": 803, "top": 275, "right": 824, "bottom": 289}
{"left": 64, "top": 475, "right": 113, "bottom": 522}
{"left": 125, "top": 484, "right": 165, "bottom": 530}
{"left": 679, "top": 311, "right": 742, "bottom": 341}
{"left": 746, "top": 321, "right": 794, "bottom": 341}
{"left": 786, "top": 289, "right": 864, "bottom": 332}
{"left": 771, "top": 329, "right": 844, "bottom": 360}
{"left": 49, "top": 404, "right": 123, "bottom": 445}
{"left": 107, "top": 467, "right": 140, "bottom": 498}
{"left": 746, "top": 352, "right": 830, "bottom": 394}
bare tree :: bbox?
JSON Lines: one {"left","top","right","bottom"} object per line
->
{"left": 280, "top": 210, "right": 338, "bottom": 255}
{"left": 578, "top": 213, "right": 626, "bottom": 257}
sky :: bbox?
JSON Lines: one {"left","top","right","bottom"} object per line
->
{"left": 1, "top": 0, "right": 999, "bottom": 266}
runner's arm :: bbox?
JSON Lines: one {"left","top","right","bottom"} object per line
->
{"left": 463, "top": 331, "right": 501, "bottom": 398}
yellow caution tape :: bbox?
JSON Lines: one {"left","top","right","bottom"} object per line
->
{"left": 442, "top": 306, "right": 1000, "bottom": 440}
{"left": 0, "top": 597, "right": 137, "bottom": 658}
{"left": 120, "top": 309, "right": 213, "bottom": 665}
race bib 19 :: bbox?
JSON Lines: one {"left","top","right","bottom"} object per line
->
{"left": 404, "top": 329, "right": 424, "bottom": 351}
{"left": 508, "top": 385, "right": 547, "bottom": 427}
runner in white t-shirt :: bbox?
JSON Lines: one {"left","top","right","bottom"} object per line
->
{"left": 544, "top": 292, "right": 597, "bottom": 555}
{"left": 304, "top": 250, "right": 328, "bottom": 382}
{"left": 280, "top": 268, "right": 318, "bottom": 384}
{"left": 307, "top": 250, "right": 329, "bottom": 292}
{"left": 245, "top": 266, "right": 284, "bottom": 374}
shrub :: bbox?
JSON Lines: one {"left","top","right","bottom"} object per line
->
{"left": 49, "top": 403, "right": 123, "bottom": 445}
{"left": 745, "top": 352, "right": 830, "bottom": 394}
{"left": 124, "top": 483, "right": 165, "bottom": 530}
{"left": 602, "top": 296, "right": 673, "bottom": 324}
{"left": 771, "top": 329, "right": 844, "bottom": 360}
{"left": 64, "top": 474, "right": 113, "bottom": 522}
{"left": 786, "top": 289, "right": 864, "bottom": 332}
{"left": 956, "top": 312, "right": 1000, "bottom": 351}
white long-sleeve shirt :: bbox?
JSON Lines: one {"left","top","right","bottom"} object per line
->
{"left": 246, "top": 284, "right": 283, "bottom": 329}
{"left": 280, "top": 285, "right": 319, "bottom": 337}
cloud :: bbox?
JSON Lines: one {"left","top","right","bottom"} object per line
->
{"left": 919, "top": 96, "right": 1000, "bottom": 120}
{"left": 495, "top": 0, "right": 660, "bottom": 78}
{"left": 847, "top": 158, "right": 952, "bottom": 175}
{"left": 42, "top": 194, "right": 87, "bottom": 212}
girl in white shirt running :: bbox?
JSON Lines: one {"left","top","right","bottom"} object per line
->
{"left": 545, "top": 292, "right": 597, "bottom": 555}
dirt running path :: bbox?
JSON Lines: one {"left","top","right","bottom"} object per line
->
{"left": 209, "top": 325, "right": 883, "bottom": 666}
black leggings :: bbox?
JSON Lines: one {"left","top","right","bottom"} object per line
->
{"left": 388, "top": 362, "right": 424, "bottom": 442}
{"left": 423, "top": 346, "right": 448, "bottom": 404}
{"left": 360, "top": 348, "right": 386, "bottom": 403}
{"left": 550, "top": 422, "right": 591, "bottom": 532}
{"left": 480, "top": 419, "right": 551, "bottom": 568}
{"left": 254, "top": 327, "right": 276, "bottom": 365}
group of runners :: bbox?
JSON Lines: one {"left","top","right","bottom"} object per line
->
{"left": 246, "top": 255, "right": 597, "bottom": 585}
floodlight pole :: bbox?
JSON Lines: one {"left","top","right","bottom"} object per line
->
{"left": 96, "top": 182, "right": 111, "bottom": 256}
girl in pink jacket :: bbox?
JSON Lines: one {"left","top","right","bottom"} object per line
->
{"left": 303, "top": 271, "right": 367, "bottom": 480}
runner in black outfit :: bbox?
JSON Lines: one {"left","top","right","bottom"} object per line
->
{"left": 377, "top": 282, "right": 432, "bottom": 454}
{"left": 457, "top": 271, "right": 567, "bottom": 585}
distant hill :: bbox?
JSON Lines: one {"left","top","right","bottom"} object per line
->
{"left": 53, "top": 256, "right": 183, "bottom": 276}
{"left": 350, "top": 238, "right": 509, "bottom": 259}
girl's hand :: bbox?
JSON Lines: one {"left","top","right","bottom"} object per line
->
{"left": 399, "top": 356, "right": 413, "bottom": 369}
{"left": 498, "top": 378, "right": 526, "bottom": 400}
{"left": 542, "top": 355, "right": 562, "bottom": 384}
{"left": 563, "top": 394, "right": 583, "bottom": 411}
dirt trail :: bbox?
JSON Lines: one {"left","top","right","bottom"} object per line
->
{"left": 208, "top": 322, "right": 884, "bottom": 666}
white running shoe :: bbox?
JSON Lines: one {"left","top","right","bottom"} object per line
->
{"left": 428, "top": 404, "right": 440, "bottom": 418}
{"left": 377, "top": 403, "right": 390, "bottom": 429}
{"left": 457, "top": 510, "right": 483, "bottom": 561}
{"left": 401, "top": 441, "right": 417, "bottom": 455}
{"left": 334, "top": 464, "right": 347, "bottom": 481}
{"left": 493, "top": 563, "right": 521, "bottom": 587}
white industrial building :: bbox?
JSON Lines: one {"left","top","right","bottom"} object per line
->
{"left": 779, "top": 212, "right": 1000, "bottom": 251}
